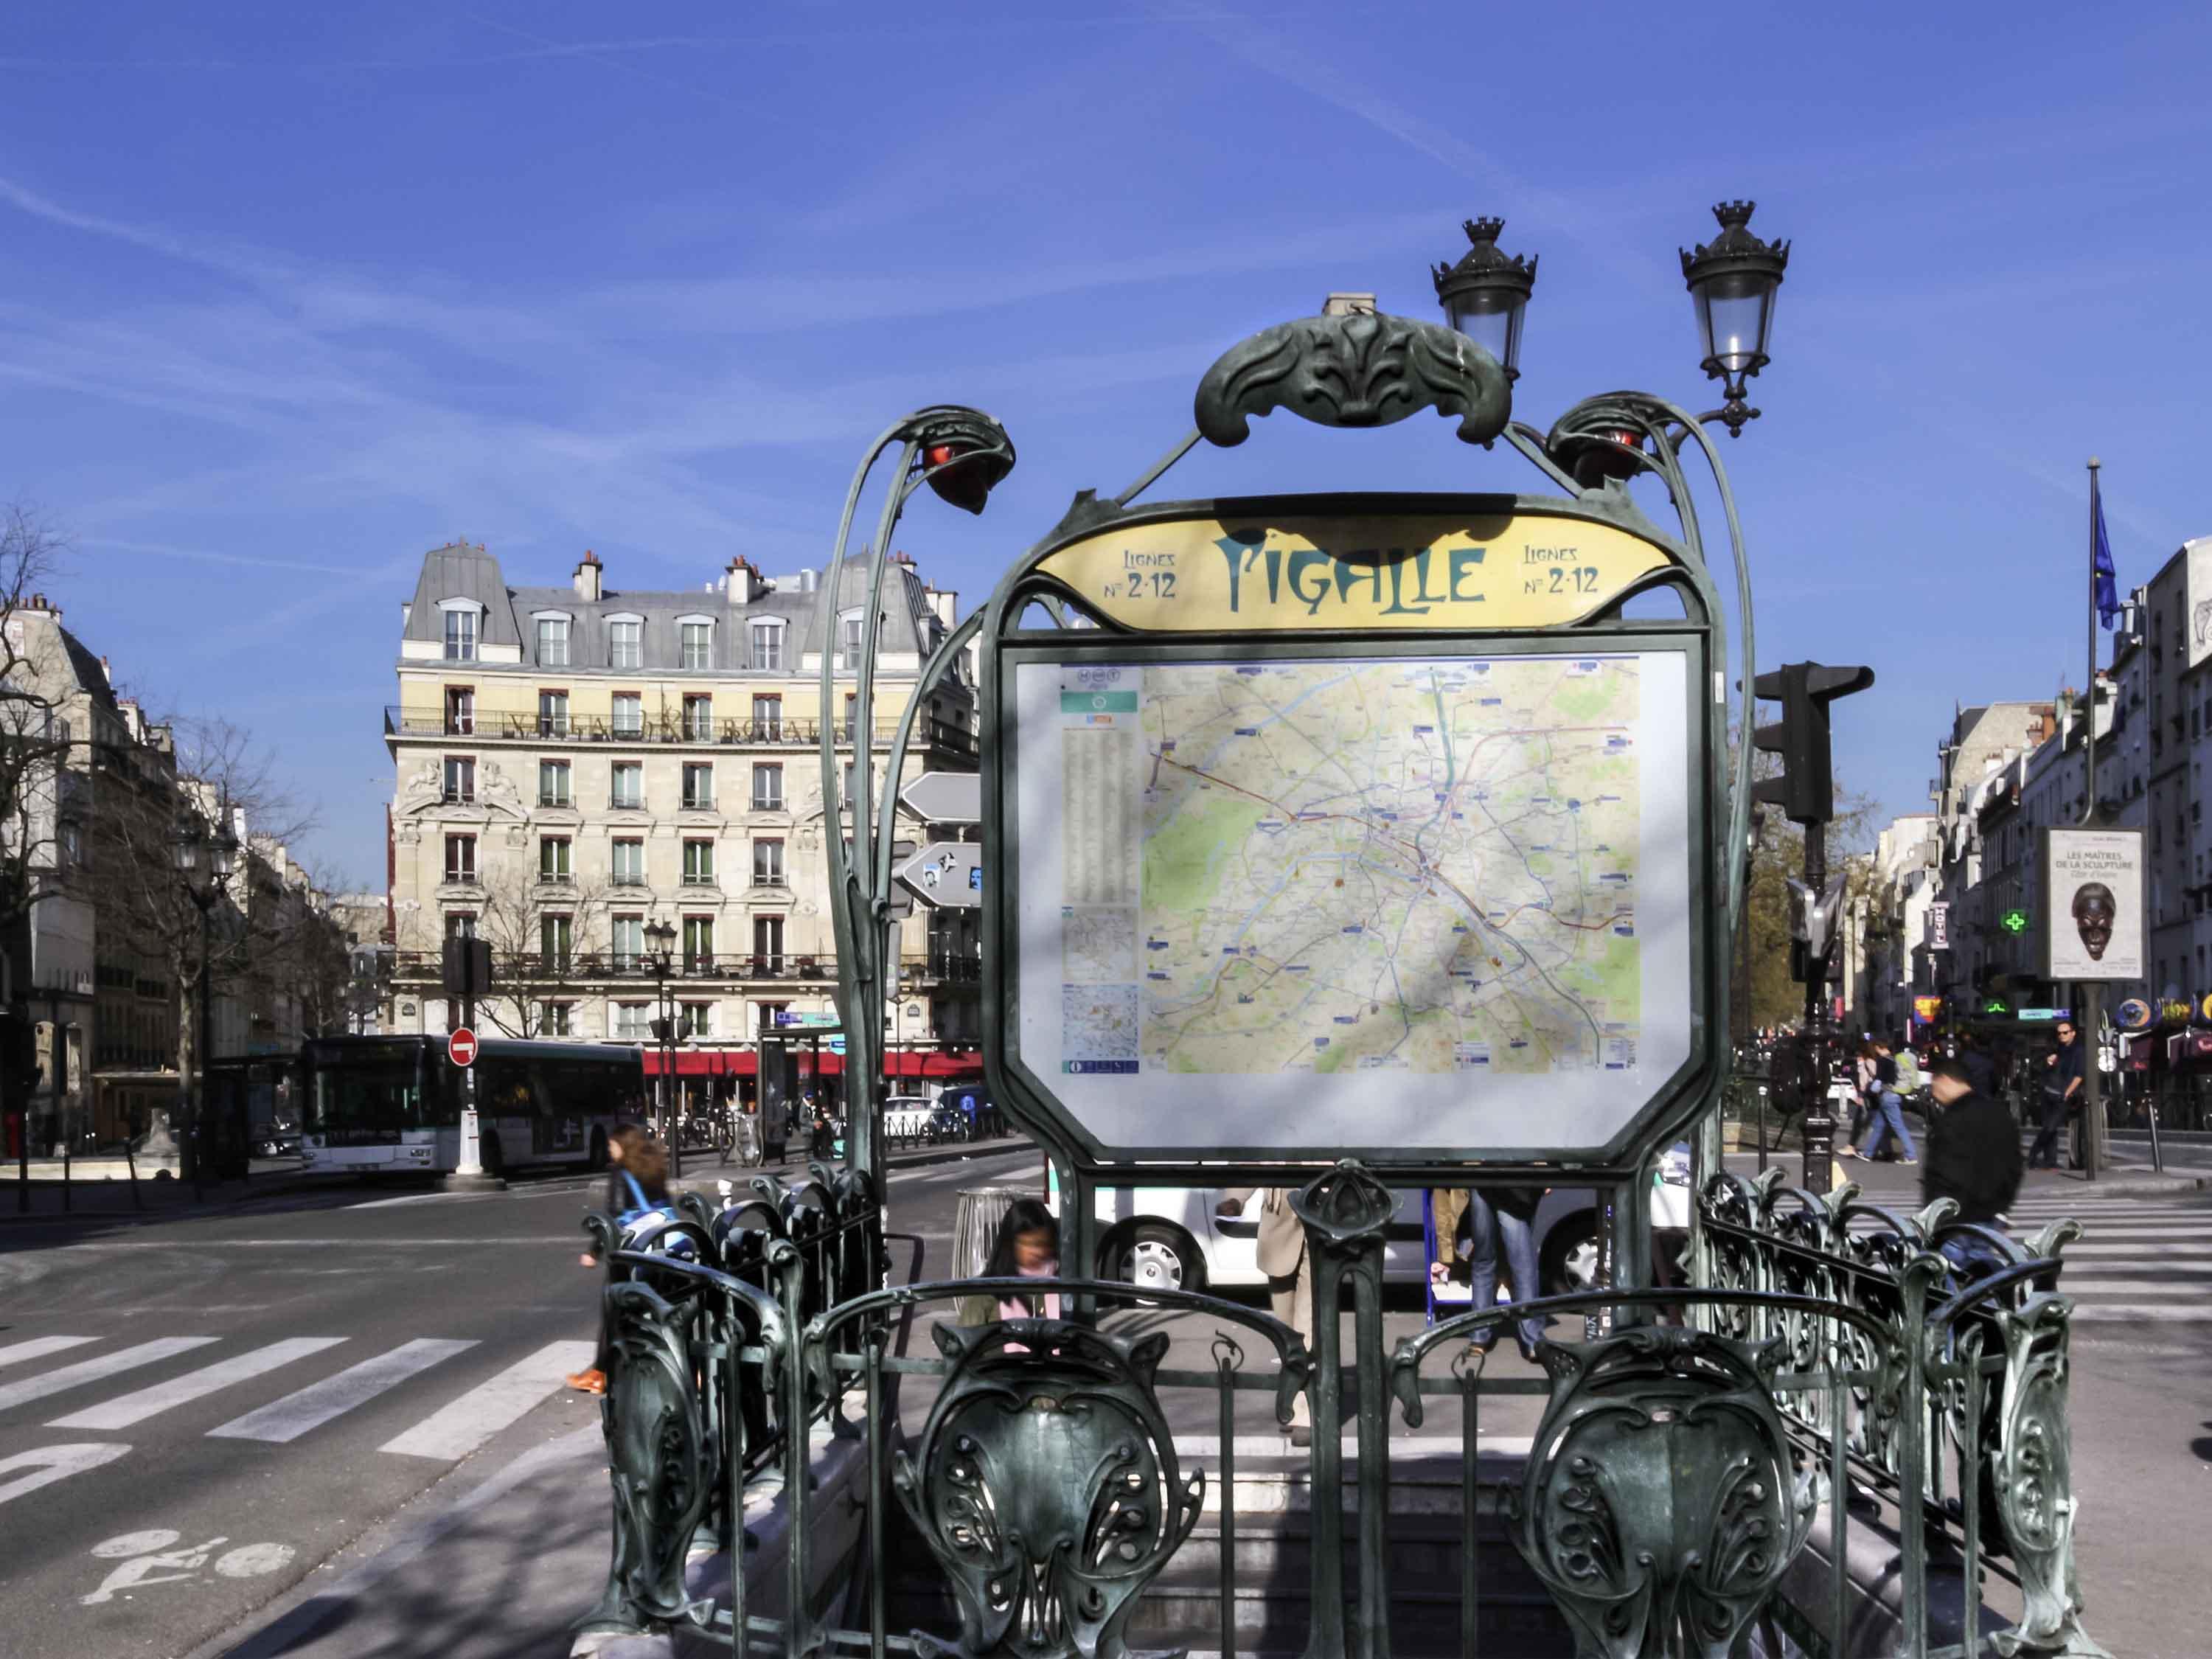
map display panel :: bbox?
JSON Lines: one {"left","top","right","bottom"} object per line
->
{"left": 1013, "top": 650, "right": 1694, "bottom": 1156}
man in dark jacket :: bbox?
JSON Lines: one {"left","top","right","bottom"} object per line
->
{"left": 1922, "top": 1057, "right": 2023, "bottom": 1226}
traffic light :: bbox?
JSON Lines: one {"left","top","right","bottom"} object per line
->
{"left": 1750, "top": 662, "right": 1876, "bottom": 826}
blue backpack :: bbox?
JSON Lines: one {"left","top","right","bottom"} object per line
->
{"left": 615, "top": 1172, "right": 697, "bottom": 1262}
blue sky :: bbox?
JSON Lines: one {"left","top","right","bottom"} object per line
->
{"left": 2, "top": 2, "right": 2207, "bottom": 882}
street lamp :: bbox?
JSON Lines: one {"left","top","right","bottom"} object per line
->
{"left": 1680, "top": 200, "right": 1790, "bottom": 437}
{"left": 172, "top": 806, "right": 237, "bottom": 1191}
{"left": 1430, "top": 217, "right": 1537, "bottom": 382}
{"left": 644, "top": 918, "right": 677, "bottom": 1166}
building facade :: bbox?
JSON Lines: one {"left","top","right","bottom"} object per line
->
{"left": 383, "top": 544, "right": 981, "bottom": 1060}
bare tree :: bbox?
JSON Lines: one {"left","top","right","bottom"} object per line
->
{"left": 0, "top": 503, "right": 72, "bottom": 957}
{"left": 86, "top": 716, "right": 318, "bottom": 1133}
{"left": 468, "top": 858, "right": 612, "bottom": 1038}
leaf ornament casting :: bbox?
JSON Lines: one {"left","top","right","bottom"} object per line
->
{"left": 894, "top": 1321, "right": 1202, "bottom": 1659}
{"left": 1193, "top": 310, "right": 1512, "bottom": 449}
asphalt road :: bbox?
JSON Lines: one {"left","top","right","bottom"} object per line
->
{"left": 0, "top": 1143, "right": 1042, "bottom": 1659}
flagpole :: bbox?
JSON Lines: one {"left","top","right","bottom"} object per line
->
{"left": 2081, "top": 456, "right": 2104, "bottom": 1178}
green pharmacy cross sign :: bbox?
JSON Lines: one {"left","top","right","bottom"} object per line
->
{"left": 2001, "top": 908, "right": 2031, "bottom": 936}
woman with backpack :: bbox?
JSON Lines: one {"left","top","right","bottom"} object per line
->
{"left": 565, "top": 1125, "right": 666, "bottom": 1397}
{"left": 1851, "top": 1039, "right": 1917, "bottom": 1165}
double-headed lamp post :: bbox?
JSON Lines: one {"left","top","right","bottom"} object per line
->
{"left": 172, "top": 807, "right": 238, "bottom": 1190}
{"left": 644, "top": 917, "right": 677, "bottom": 1169}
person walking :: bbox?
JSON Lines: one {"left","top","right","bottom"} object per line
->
{"left": 566, "top": 1124, "right": 656, "bottom": 1396}
{"left": 1854, "top": 1039, "right": 1916, "bottom": 1165}
{"left": 1220, "top": 1187, "right": 1314, "bottom": 1445}
{"left": 1960, "top": 1034, "right": 1996, "bottom": 1098}
{"left": 1922, "top": 1057, "right": 2024, "bottom": 1276}
{"left": 1433, "top": 1186, "right": 1550, "bottom": 1360}
{"left": 2028, "top": 1019, "right": 2087, "bottom": 1169}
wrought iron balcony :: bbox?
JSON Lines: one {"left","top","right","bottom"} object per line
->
{"left": 385, "top": 706, "right": 978, "bottom": 754}
{"left": 389, "top": 948, "right": 842, "bottom": 984}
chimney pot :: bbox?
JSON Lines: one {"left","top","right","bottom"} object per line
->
{"left": 574, "top": 550, "right": 603, "bottom": 602}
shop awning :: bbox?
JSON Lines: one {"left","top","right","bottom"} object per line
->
{"left": 640, "top": 1048, "right": 981, "bottom": 1079}
{"left": 642, "top": 1049, "right": 757, "bottom": 1078}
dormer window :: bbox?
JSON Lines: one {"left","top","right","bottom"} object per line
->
{"left": 839, "top": 612, "right": 865, "bottom": 671}
{"left": 608, "top": 615, "right": 642, "bottom": 669}
{"left": 750, "top": 618, "right": 786, "bottom": 672}
{"left": 535, "top": 614, "right": 571, "bottom": 667}
{"left": 678, "top": 616, "right": 714, "bottom": 670}
{"left": 443, "top": 608, "right": 477, "bottom": 661}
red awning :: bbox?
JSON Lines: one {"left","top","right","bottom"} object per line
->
{"left": 643, "top": 1047, "right": 982, "bottom": 1080}
{"left": 642, "top": 1049, "right": 757, "bottom": 1078}
{"left": 886, "top": 1050, "right": 985, "bottom": 1079}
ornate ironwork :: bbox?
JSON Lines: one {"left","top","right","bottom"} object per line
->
{"left": 1505, "top": 1326, "right": 1815, "bottom": 1659}
{"left": 892, "top": 1320, "right": 1202, "bottom": 1659}
{"left": 1192, "top": 308, "right": 1512, "bottom": 448}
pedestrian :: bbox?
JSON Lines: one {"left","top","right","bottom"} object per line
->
{"left": 1220, "top": 1186, "right": 1315, "bottom": 1445}
{"left": 1838, "top": 1041, "right": 1878, "bottom": 1157}
{"left": 566, "top": 1124, "right": 659, "bottom": 1396}
{"left": 960, "top": 1197, "right": 1062, "bottom": 1325}
{"left": 2028, "top": 1018, "right": 2086, "bottom": 1169}
{"left": 1852, "top": 1039, "right": 1917, "bottom": 1165}
{"left": 1432, "top": 1186, "right": 1549, "bottom": 1361}
{"left": 809, "top": 1094, "right": 834, "bottom": 1159}
{"left": 1922, "top": 1056, "right": 2024, "bottom": 1277}
{"left": 1960, "top": 1034, "right": 1996, "bottom": 1098}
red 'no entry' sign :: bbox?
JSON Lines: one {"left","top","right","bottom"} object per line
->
{"left": 448, "top": 1027, "right": 479, "bottom": 1068}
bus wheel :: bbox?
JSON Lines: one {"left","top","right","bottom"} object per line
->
{"left": 588, "top": 1128, "right": 608, "bottom": 1172}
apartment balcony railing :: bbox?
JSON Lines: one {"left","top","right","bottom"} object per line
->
{"left": 386, "top": 707, "right": 976, "bottom": 757}
{"left": 748, "top": 795, "right": 783, "bottom": 813}
{"left": 681, "top": 796, "right": 715, "bottom": 813}
{"left": 387, "top": 950, "right": 978, "bottom": 987}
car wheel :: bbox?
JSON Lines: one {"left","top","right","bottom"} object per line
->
{"left": 1541, "top": 1214, "right": 1599, "bottom": 1295}
{"left": 1107, "top": 1224, "right": 1203, "bottom": 1295}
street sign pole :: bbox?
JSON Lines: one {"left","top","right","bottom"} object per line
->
{"left": 441, "top": 940, "right": 502, "bottom": 1191}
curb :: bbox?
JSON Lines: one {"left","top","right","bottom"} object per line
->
{"left": 0, "top": 1171, "right": 364, "bottom": 1228}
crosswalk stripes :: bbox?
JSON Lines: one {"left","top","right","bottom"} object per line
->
{"left": 0, "top": 1335, "right": 100, "bottom": 1371}
{"left": 209, "top": 1338, "right": 479, "bottom": 1444}
{"left": 49, "top": 1338, "right": 349, "bottom": 1432}
{"left": 0, "top": 1338, "right": 219, "bottom": 1415}
{"left": 378, "top": 1341, "right": 597, "bottom": 1462}
{"left": 1995, "top": 1194, "right": 2212, "bottom": 1323}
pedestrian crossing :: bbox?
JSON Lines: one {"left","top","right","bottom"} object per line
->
{"left": 1997, "top": 1192, "right": 2212, "bottom": 1324}
{"left": 0, "top": 1331, "right": 597, "bottom": 1503}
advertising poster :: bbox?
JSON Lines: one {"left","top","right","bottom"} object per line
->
{"left": 2041, "top": 827, "right": 2146, "bottom": 981}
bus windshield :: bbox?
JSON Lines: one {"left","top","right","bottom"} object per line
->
{"left": 302, "top": 1042, "right": 446, "bottom": 1141}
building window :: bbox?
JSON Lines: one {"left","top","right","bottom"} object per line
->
{"left": 536, "top": 616, "right": 570, "bottom": 667}
{"left": 751, "top": 619, "right": 784, "bottom": 671}
{"left": 445, "top": 686, "right": 474, "bottom": 735}
{"left": 752, "top": 695, "right": 782, "bottom": 740}
{"left": 612, "top": 692, "right": 642, "bottom": 738}
{"left": 611, "top": 838, "right": 645, "bottom": 886}
{"left": 540, "top": 914, "right": 573, "bottom": 969}
{"left": 442, "top": 756, "right": 476, "bottom": 804}
{"left": 612, "top": 915, "right": 644, "bottom": 969}
{"left": 683, "top": 695, "right": 713, "bottom": 742}
{"left": 683, "top": 839, "right": 715, "bottom": 884}
{"left": 538, "top": 689, "right": 569, "bottom": 737}
{"left": 608, "top": 619, "right": 641, "bottom": 669}
{"left": 681, "top": 620, "right": 712, "bottom": 670}
{"left": 445, "top": 911, "right": 476, "bottom": 939}
{"left": 751, "top": 763, "right": 783, "bottom": 811}
{"left": 679, "top": 1002, "right": 713, "bottom": 1038}
{"left": 538, "top": 759, "right": 571, "bottom": 807}
{"left": 840, "top": 613, "right": 865, "bottom": 671}
{"left": 539, "top": 836, "right": 572, "bottom": 881}
{"left": 683, "top": 917, "right": 714, "bottom": 970}
{"left": 755, "top": 1001, "right": 788, "bottom": 1037}
{"left": 753, "top": 839, "right": 785, "bottom": 887}
{"left": 612, "top": 1001, "right": 650, "bottom": 1040}
{"left": 842, "top": 692, "right": 859, "bottom": 742}
{"left": 540, "top": 1001, "right": 573, "bottom": 1036}
{"left": 611, "top": 762, "right": 643, "bottom": 810}
{"left": 444, "top": 834, "right": 477, "bottom": 883}
{"left": 444, "top": 608, "right": 477, "bottom": 661}
{"left": 682, "top": 763, "right": 713, "bottom": 810}
{"left": 753, "top": 914, "right": 785, "bottom": 969}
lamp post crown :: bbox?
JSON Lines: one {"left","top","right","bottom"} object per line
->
{"left": 1431, "top": 216, "right": 1537, "bottom": 295}
{"left": 1679, "top": 200, "right": 1790, "bottom": 285}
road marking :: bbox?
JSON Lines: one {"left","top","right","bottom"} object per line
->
{"left": 0, "top": 1443, "right": 131, "bottom": 1506}
{"left": 2063, "top": 1304, "right": 2212, "bottom": 1321}
{"left": 49, "top": 1338, "right": 348, "bottom": 1430}
{"left": 0, "top": 1335, "right": 98, "bottom": 1370}
{"left": 0, "top": 1338, "right": 218, "bottom": 1416}
{"left": 209, "top": 1338, "right": 480, "bottom": 1443}
{"left": 378, "top": 1340, "right": 595, "bottom": 1461}
{"left": 56, "top": 1237, "right": 584, "bottom": 1248}
{"left": 2060, "top": 1243, "right": 2212, "bottom": 1256}
{"left": 2045, "top": 1276, "right": 2212, "bottom": 1293}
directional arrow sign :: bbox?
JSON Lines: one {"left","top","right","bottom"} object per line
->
{"left": 896, "top": 841, "right": 982, "bottom": 908}
{"left": 899, "top": 771, "right": 981, "bottom": 825}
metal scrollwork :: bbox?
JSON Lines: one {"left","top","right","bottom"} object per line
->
{"left": 893, "top": 1320, "right": 1203, "bottom": 1659}
{"left": 577, "top": 1281, "right": 717, "bottom": 1639}
{"left": 1193, "top": 308, "right": 1512, "bottom": 449}
{"left": 1505, "top": 1326, "right": 1814, "bottom": 1659}
{"left": 1989, "top": 1297, "right": 2110, "bottom": 1658}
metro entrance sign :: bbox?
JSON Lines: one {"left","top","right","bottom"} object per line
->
{"left": 447, "top": 1027, "right": 479, "bottom": 1068}
{"left": 973, "top": 311, "right": 1739, "bottom": 1184}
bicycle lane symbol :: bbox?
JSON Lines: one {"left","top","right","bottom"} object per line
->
{"left": 81, "top": 1529, "right": 295, "bottom": 1605}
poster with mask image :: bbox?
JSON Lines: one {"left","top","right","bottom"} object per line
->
{"left": 2040, "top": 827, "right": 2146, "bottom": 981}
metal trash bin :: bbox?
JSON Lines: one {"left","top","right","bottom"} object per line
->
{"left": 950, "top": 1186, "right": 1033, "bottom": 1279}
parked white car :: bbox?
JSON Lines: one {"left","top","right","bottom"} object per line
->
{"left": 883, "top": 1096, "right": 935, "bottom": 1144}
{"left": 1056, "top": 1148, "right": 1692, "bottom": 1298}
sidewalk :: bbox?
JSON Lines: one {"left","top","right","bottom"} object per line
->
{"left": 1722, "top": 1145, "right": 2207, "bottom": 1200}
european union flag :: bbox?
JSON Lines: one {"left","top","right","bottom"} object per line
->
{"left": 2093, "top": 486, "right": 2119, "bottom": 630}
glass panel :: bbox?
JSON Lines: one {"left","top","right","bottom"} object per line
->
{"left": 609, "top": 621, "right": 640, "bottom": 669}
{"left": 754, "top": 841, "right": 784, "bottom": 884}
{"left": 683, "top": 918, "right": 713, "bottom": 967}
{"left": 538, "top": 691, "right": 568, "bottom": 736}
{"left": 753, "top": 696, "right": 782, "bottom": 738}
{"left": 613, "top": 917, "right": 643, "bottom": 961}
{"left": 445, "top": 611, "right": 476, "bottom": 661}
{"left": 612, "top": 763, "right": 641, "bottom": 807}
{"left": 538, "top": 761, "right": 569, "bottom": 806}
{"left": 612, "top": 840, "right": 644, "bottom": 883}
{"left": 1695, "top": 274, "right": 1774, "bottom": 373}
{"left": 752, "top": 764, "right": 782, "bottom": 809}
{"left": 612, "top": 694, "right": 641, "bottom": 737}
{"left": 537, "top": 617, "right": 568, "bottom": 667}
{"left": 751, "top": 622, "right": 782, "bottom": 671}
{"left": 684, "top": 696, "right": 712, "bottom": 740}
{"left": 683, "top": 764, "right": 712, "bottom": 808}
{"left": 1443, "top": 290, "right": 1523, "bottom": 376}
{"left": 681, "top": 622, "right": 711, "bottom": 669}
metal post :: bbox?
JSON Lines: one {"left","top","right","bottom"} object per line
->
{"left": 195, "top": 902, "right": 212, "bottom": 1198}
{"left": 2079, "top": 459, "right": 2109, "bottom": 1180}
{"left": 1800, "top": 819, "right": 1836, "bottom": 1195}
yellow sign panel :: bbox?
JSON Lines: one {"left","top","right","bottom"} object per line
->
{"left": 1037, "top": 510, "right": 1675, "bottom": 632}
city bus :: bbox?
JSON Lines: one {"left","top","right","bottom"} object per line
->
{"left": 298, "top": 1035, "right": 647, "bottom": 1177}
